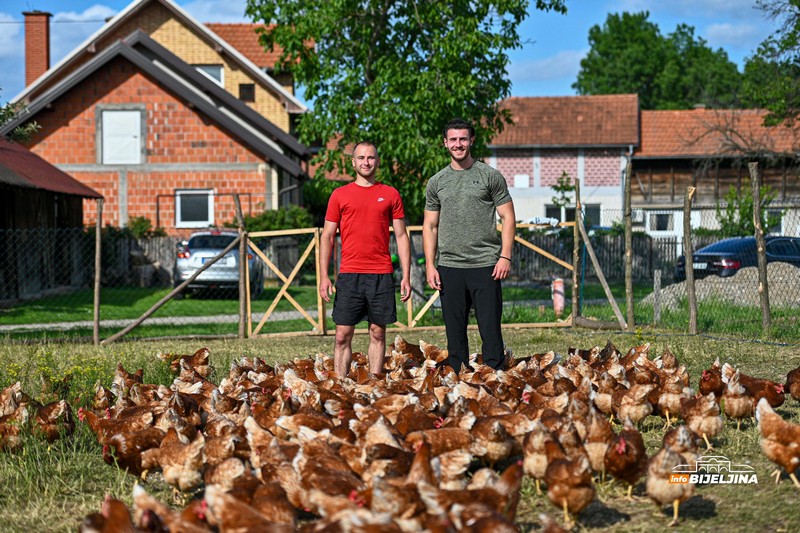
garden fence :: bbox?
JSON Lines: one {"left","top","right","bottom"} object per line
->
{"left": 1, "top": 209, "right": 800, "bottom": 341}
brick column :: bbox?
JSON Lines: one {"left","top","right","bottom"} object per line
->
{"left": 24, "top": 10, "right": 52, "bottom": 87}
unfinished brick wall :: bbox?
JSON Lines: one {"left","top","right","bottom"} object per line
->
{"left": 28, "top": 56, "right": 268, "bottom": 229}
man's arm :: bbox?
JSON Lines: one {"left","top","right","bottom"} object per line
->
{"left": 319, "top": 220, "right": 338, "bottom": 302}
{"left": 422, "top": 209, "right": 441, "bottom": 290}
{"left": 392, "top": 218, "right": 412, "bottom": 302}
{"left": 493, "top": 201, "right": 516, "bottom": 281}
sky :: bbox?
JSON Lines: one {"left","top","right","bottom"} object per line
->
{"left": 0, "top": 0, "right": 780, "bottom": 105}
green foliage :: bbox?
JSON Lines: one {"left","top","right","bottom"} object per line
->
{"left": 573, "top": 12, "right": 742, "bottom": 110}
{"left": 245, "top": 0, "right": 567, "bottom": 223}
{"left": 303, "top": 178, "right": 345, "bottom": 226}
{"left": 238, "top": 205, "right": 314, "bottom": 231}
{"left": 1, "top": 89, "right": 40, "bottom": 142}
{"left": 551, "top": 171, "right": 575, "bottom": 209}
{"left": 741, "top": 2, "right": 800, "bottom": 125}
{"left": 126, "top": 216, "right": 167, "bottom": 238}
{"left": 714, "top": 182, "right": 782, "bottom": 236}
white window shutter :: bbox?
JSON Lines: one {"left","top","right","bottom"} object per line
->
{"left": 102, "top": 110, "right": 141, "bottom": 164}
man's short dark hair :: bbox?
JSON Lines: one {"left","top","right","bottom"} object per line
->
{"left": 443, "top": 118, "right": 475, "bottom": 139}
{"left": 352, "top": 140, "right": 378, "bottom": 156}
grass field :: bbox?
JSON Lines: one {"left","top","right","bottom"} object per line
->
{"left": 0, "top": 329, "right": 799, "bottom": 532}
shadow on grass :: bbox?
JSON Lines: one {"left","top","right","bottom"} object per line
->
{"left": 580, "top": 498, "right": 632, "bottom": 528}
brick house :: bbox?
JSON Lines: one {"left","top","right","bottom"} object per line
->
{"left": 5, "top": 0, "right": 308, "bottom": 232}
{"left": 488, "top": 94, "right": 639, "bottom": 227}
{"left": 490, "top": 96, "right": 800, "bottom": 237}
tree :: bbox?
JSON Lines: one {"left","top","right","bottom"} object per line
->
{"left": 1, "top": 89, "right": 39, "bottom": 142}
{"left": 715, "top": 183, "right": 781, "bottom": 237}
{"left": 245, "top": 0, "right": 567, "bottom": 223}
{"left": 741, "top": 1, "right": 800, "bottom": 125}
{"left": 573, "top": 12, "right": 742, "bottom": 110}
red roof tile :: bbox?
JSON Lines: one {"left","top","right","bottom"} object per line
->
{"left": 205, "top": 23, "right": 282, "bottom": 69}
{"left": 0, "top": 139, "right": 102, "bottom": 198}
{"left": 490, "top": 95, "right": 640, "bottom": 147}
{"left": 637, "top": 108, "right": 800, "bottom": 158}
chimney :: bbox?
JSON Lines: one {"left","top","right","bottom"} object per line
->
{"left": 24, "top": 10, "right": 52, "bottom": 87}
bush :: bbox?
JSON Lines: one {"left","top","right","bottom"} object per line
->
{"left": 237, "top": 205, "right": 314, "bottom": 232}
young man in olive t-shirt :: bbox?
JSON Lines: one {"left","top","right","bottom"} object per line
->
{"left": 422, "top": 118, "right": 516, "bottom": 371}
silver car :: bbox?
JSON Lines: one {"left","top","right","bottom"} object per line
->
{"left": 174, "top": 230, "right": 264, "bottom": 298}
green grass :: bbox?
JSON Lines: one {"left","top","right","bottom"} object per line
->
{"left": 0, "top": 286, "right": 320, "bottom": 325}
{"left": 1, "top": 330, "right": 799, "bottom": 531}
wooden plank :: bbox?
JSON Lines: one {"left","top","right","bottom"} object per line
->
{"left": 577, "top": 216, "right": 626, "bottom": 329}
{"left": 515, "top": 236, "right": 574, "bottom": 271}
{"left": 253, "top": 238, "right": 317, "bottom": 335}
{"left": 411, "top": 291, "right": 441, "bottom": 327}
{"left": 249, "top": 228, "right": 318, "bottom": 238}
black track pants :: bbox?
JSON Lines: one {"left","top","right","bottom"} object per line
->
{"left": 438, "top": 265, "right": 504, "bottom": 371}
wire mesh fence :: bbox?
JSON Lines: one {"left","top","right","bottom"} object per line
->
{"left": 1, "top": 206, "right": 800, "bottom": 341}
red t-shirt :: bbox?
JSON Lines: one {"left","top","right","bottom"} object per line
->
{"left": 325, "top": 182, "right": 405, "bottom": 273}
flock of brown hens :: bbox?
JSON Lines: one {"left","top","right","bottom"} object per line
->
{"left": 1, "top": 337, "right": 799, "bottom": 532}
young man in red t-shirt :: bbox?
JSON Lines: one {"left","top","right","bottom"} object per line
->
{"left": 319, "top": 141, "right": 411, "bottom": 377}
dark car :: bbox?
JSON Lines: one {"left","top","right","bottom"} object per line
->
{"left": 675, "top": 236, "right": 800, "bottom": 282}
{"left": 174, "top": 230, "right": 264, "bottom": 298}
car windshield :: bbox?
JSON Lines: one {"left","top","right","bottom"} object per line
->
{"left": 189, "top": 235, "right": 236, "bottom": 249}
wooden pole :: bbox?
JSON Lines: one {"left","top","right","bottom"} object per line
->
{"left": 683, "top": 187, "right": 697, "bottom": 334}
{"left": 101, "top": 235, "right": 241, "bottom": 345}
{"left": 749, "top": 162, "right": 771, "bottom": 336}
{"left": 314, "top": 227, "right": 327, "bottom": 335}
{"left": 233, "top": 195, "right": 247, "bottom": 339}
{"left": 653, "top": 269, "right": 661, "bottom": 325}
{"left": 624, "top": 161, "right": 634, "bottom": 330}
{"left": 577, "top": 216, "right": 626, "bottom": 329}
{"left": 93, "top": 198, "right": 104, "bottom": 345}
{"left": 572, "top": 179, "right": 581, "bottom": 324}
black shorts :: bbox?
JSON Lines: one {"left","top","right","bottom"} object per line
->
{"left": 332, "top": 273, "right": 397, "bottom": 326}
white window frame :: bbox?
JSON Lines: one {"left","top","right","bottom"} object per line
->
{"left": 97, "top": 107, "right": 145, "bottom": 165}
{"left": 175, "top": 189, "right": 215, "bottom": 228}
{"left": 194, "top": 64, "right": 224, "bottom": 87}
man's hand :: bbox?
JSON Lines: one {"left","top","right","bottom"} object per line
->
{"left": 426, "top": 266, "right": 441, "bottom": 290}
{"left": 492, "top": 257, "right": 511, "bottom": 280}
{"left": 399, "top": 278, "right": 412, "bottom": 302}
{"left": 319, "top": 277, "right": 334, "bottom": 302}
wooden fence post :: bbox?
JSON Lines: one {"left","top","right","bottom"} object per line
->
{"left": 624, "top": 160, "right": 634, "bottom": 330}
{"left": 683, "top": 187, "right": 697, "bottom": 334}
{"left": 653, "top": 269, "right": 661, "bottom": 325}
{"left": 233, "top": 195, "right": 247, "bottom": 339}
{"left": 93, "top": 198, "right": 104, "bottom": 346}
{"left": 749, "top": 162, "right": 771, "bottom": 337}
{"left": 571, "top": 180, "right": 581, "bottom": 324}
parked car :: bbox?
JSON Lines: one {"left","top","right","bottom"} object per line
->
{"left": 674, "top": 235, "right": 800, "bottom": 282}
{"left": 174, "top": 230, "right": 264, "bottom": 298}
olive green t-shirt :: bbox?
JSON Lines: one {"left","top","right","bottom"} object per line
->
{"left": 425, "top": 161, "right": 512, "bottom": 268}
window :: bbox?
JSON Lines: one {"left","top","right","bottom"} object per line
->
{"left": 100, "top": 109, "right": 142, "bottom": 164}
{"left": 176, "top": 190, "right": 214, "bottom": 228}
{"left": 513, "top": 174, "right": 530, "bottom": 188}
{"left": 545, "top": 203, "right": 600, "bottom": 226}
{"left": 649, "top": 213, "right": 674, "bottom": 231}
{"left": 767, "top": 209, "right": 782, "bottom": 234}
{"left": 239, "top": 83, "right": 255, "bottom": 102}
{"left": 194, "top": 64, "right": 223, "bottom": 86}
